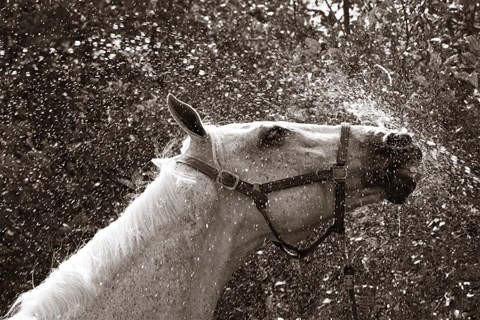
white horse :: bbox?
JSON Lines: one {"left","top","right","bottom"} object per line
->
{"left": 5, "top": 94, "right": 422, "bottom": 320}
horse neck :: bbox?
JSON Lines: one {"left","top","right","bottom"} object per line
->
{"left": 76, "top": 215, "right": 233, "bottom": 320}
{"left": 72, "top": 164, "right": 257, "bottom": 320}
{"left": 9, "top": 160, "right": 258, "bottom": 320}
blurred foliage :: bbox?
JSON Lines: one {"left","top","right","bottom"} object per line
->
{"left": 0, "top": 0, "right": 479, "bottom": 319}
{"left": 312, "top": 0, "right": 480, "bottom": 167}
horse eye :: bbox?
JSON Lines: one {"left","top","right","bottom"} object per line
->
{"left": 259, "top": 126, "right": 289, "bottom": 148}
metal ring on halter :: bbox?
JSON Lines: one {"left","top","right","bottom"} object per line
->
{"left": 216, "top": 170, "right": 240, "bottom": 190}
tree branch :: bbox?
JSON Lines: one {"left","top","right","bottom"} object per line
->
{"left": 293, "top": 0, "right": 298, "bottom": 27}
{"left": 344, "top": 0, "right": 350, "bottom": 34}
{"left": 399, "top": 0, "right": 410, "bottom": 52}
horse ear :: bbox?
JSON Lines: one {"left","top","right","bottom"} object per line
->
{"left": 167, "top": 93, "right": 207, "bottom": 138}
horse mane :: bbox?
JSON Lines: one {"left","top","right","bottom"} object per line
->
{"left": 6, "top": 157, "right": 197, "bottom": 320}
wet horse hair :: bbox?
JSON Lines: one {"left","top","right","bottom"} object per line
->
{"left": 6, "top": 158, "right": 197, "bottom": 320}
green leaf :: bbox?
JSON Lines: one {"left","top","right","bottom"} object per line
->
{"left": 443, "top": 54, "right": 459, "bottom": 66}
{"left": 466, "top": 35, "right": 480, "bottom": 53}
{"left": 117, "top": 178, "right": 135, "bottom": 190}
{"left": 429, "top": 52, "right": 442, "bottom": 70}
{"left": 453, "top": 71, "right": 478, "bottom": 88}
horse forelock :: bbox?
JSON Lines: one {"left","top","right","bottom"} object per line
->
{"left": 6, "top": 158, "right": 197, "bottom": 320}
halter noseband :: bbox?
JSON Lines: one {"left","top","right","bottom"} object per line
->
{"left": 176, "top": 123, "right": 351, "bottom": 259}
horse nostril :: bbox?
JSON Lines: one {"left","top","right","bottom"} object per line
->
{"left": 385, "top": 133, "right": 412, "bottom": 148}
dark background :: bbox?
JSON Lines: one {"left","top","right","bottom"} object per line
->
{"left": 1, "top": 0, "right": 479, "bottom": 319}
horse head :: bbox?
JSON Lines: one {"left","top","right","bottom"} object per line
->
{"left": 168, "top": 94, "right": 422, "bottom": 252}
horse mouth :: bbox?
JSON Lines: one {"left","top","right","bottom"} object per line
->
{"left": 374, "top": 132, "right": 423, "bottom": 204}
{"left": 384, "top": 167, "right": 419, "bottom": 204}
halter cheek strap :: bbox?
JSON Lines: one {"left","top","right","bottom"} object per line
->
{"left": 176, "top": 123, "right": 351, "bottom": 259}
{"left": 333, "top": 122, "right": 351, "bottom": 234}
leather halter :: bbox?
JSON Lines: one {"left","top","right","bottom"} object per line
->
{"left": 176, "top": 123, "right": 351, "bottom": 259}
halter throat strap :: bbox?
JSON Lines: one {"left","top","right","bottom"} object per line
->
{"left": 176, "top": 123, "right": 351, "bottom": 259}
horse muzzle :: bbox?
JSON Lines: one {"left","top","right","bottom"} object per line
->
{"left": 382, "top": 133, "right": 423, "bottom": 204}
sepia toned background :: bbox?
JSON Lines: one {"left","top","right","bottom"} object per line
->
{"left": 1, "top": 0, "right": 479, "bottom": 318}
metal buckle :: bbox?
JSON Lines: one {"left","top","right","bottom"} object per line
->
{"left": 332, "top": 166, "right": 347, "bottom": 181}
{"left": 216, "top": 170, "right": 240, "bottom": 190}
